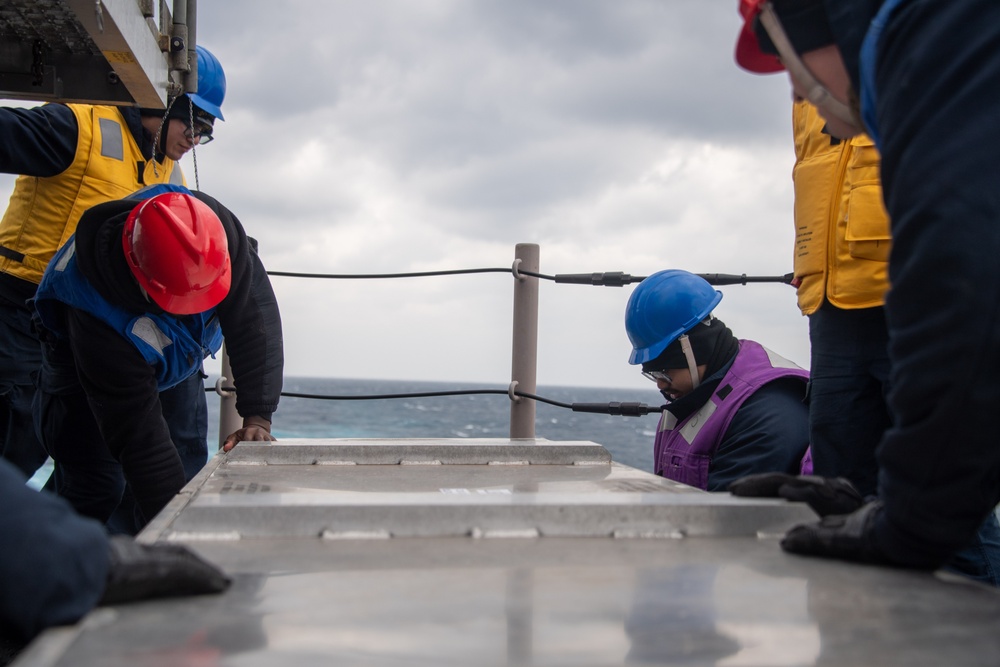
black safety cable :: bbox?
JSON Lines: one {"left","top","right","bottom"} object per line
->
{"left": 267, "top": 268, "right": 512, "bottom": 279}
{"left": 267, "top": 267, "right": 795, "bottom": 287}
{"left": 208, "top": 385, "right": 664, "bottom": 417}
{"left": 244, "top": 265, "right": 789, "bottom": 417}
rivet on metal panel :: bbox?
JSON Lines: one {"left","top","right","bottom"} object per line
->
{"left": 469, "top": 527, "right": 542, "bottom": 539}
{"left": 484, "top": 528, "right": 541, "bottom": 539}
{"left": 756, "top": 529, "right": 789, "bottom": 540}
{"left": 165, "top": 531, "right": 242, "bottom": 541}
{"left": 321, "top": 529, "right": 391, "bottom": 540}
{"left": 612, "top": 528, "right": 687, "bottom": 539}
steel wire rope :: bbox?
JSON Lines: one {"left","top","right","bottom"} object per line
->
{"left": 207, "top": 384, "right": 664, "bottom": 416}
{"left": 265, "top": 266, "right": 794, "bottom": 286}
{"left": 240, "top": 264, "right": 789, "bottom": 418}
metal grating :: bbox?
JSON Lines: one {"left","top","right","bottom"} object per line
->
{"left": 0, "top": 0, "right": 172, "bottom": 107}
{"left": 0, "top": 0, "right": 103, "bottom": 57}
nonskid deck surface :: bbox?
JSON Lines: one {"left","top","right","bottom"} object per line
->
{"left": 16, "top": 439, "right": 1000, "bottom": 666}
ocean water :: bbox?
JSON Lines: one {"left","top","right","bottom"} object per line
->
{"left": 207, "top": 376, "right": 661, "bottom": 473}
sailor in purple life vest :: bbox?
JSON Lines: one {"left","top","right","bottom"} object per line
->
{"left": 625, "top": 269, "right": 811, "bottom": 491}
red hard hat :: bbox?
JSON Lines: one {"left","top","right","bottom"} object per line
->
{"left": 735, "top": 0, "right": 785, "bottom": 73}
{"left": 123, "top": 192, "right": 231, "bottom": 314}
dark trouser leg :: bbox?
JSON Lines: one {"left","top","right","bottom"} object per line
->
{"left": 35, "top": 339, "right": 124, "bottom": 523}
{"left": 807, "top": 304, "right": 891, "bottom": 498}
{"left": 159, "top": 370, "right": 209, "bottom": 480}
{"left": 946, "top": 512, "right": 1000, "bottom": 586}
{"left": 871, "top": 0, "right": 1000, "bottom": 565}
{"left": 0, "top": 300, "right": 47, "bottom": 477}
{"left": 105, "top": 370, "right": 208, "bottom": 535}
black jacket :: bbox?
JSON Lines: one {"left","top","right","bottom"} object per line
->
{"left": 42, "top": 191, "right": 283, "bottom": 519}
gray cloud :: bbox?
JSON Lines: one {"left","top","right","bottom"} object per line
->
{"left": 3, "top": 2, "right": 810, "bottom": 389}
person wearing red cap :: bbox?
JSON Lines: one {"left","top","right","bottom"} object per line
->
{"left": 31, "top": 188, "right": 283, "bottom": 530}
{"left": 728, "top": 0, "right": 1000, "bottom": 575}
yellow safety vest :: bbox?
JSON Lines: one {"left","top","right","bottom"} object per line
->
{"left": 791, "top": 100, "right": 891, "bottom": 315}
{"left": 0, "top": 104, "right": 185, "bottom": 285}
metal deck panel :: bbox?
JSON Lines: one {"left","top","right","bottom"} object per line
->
{"left": 16, "top": 439, "right": 1000, "bottom": 666}
{"left": 16, "top": 538, "right": 1000, "bottom": 666}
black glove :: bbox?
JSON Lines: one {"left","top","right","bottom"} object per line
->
{"left": 100, "top": 537, "right": 231, "bottom": 606}
{"left": 780, "top": 500, "right": 891, "bottom": 564}
{"left": 728, "top": 472, "right": 865, "bottom": 517}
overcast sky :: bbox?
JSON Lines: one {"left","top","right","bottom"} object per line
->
{"left": 2, "top": 0, "right": 807, "bottom": 392}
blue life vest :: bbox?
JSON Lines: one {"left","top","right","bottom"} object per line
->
{"left": 35, "top": 239, "right": 223, "bottom": 391}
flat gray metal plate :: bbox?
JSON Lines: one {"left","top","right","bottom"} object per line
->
{"left": 17, "top": 538, "right": 1000, "bottom": 666}
{"left": 145, "top": 439, "right": 815, "bottom": 540}
{"left": 17, "top": 440, "right": 1000, "bottom": 666}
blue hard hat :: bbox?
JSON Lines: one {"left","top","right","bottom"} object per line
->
{"left": 624, "top": 269, "right": 723, "bottom": 365}
{"left": 189, "top": 45, "right": 226, "bottom": 121}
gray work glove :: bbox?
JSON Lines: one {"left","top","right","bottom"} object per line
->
{"left": 728, "top": 472, "right": 865, "bottom": 517}
{"left": 100, "top": 537, "right": 231, "bottom": 606}
{"left": 779, "top": 500, "right": 891, "bottom": 564}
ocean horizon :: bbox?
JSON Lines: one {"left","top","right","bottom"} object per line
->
{"left": 207, "top": 376, "right": 661, "bottom": 473}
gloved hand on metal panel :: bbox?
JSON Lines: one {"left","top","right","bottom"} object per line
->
{"left": 99, "top": 537, "right": 231, "bottom": 605}
{"left": 779, "top": 501, "right": 892, "bottom": 564}
{"left": 728, "top": 472, "right": 865, "bottom": 517}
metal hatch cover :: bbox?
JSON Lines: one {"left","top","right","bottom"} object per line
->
{"left": 15, "top": 439, "right": 1000, "bottom": 667}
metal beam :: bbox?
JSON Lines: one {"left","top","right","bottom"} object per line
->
{"left": 0, "top": 0, "right": 170, "bottom": 106}
{"left": 64, "top": 0, "right": 169, "bottom": 107}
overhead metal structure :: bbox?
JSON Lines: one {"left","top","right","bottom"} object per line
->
{"left": 0, "top": 0, "right": 196, "bottom": 108}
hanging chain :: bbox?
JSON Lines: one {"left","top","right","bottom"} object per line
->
{"left": 187, "top": 96, "right": 200, "bottom": 191}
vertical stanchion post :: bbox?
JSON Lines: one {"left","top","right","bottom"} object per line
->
{"left": 217, "top": 343, "right": 241, "bottom": 449}
{"left": 510, "top": 243, "right": 539, "bottom": 439}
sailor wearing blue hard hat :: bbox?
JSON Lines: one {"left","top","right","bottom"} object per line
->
{"left": 141, "top": 45, "right": 227, "bottom": 162}
{"left": 625, "top": 269, "right": 810, "bottom": 491}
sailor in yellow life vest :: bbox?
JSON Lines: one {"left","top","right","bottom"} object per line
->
{"left": 790, "top": 99, "right": 890, "bottom": 498}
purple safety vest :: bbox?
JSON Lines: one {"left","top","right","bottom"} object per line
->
{"left": 653, "top": 340, "right": 812, "bottom": 489}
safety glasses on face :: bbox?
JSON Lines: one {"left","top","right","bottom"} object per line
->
{"left": 755, "top": 2, "right": 862, "bottom": 133}
{"left": 184, "top": 121, "right": 214, "bottom": 145}
{"left": 642, "top": 369, "right": 673, "bottom": 385}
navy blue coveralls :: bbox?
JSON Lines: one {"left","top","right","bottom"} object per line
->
{"left": 826, "top": 0, "right": 1000, "bottom": 567}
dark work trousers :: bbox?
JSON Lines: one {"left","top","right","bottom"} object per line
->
{"left": 0, "top": 298, "right": 47, "bottom": 477}
{"left": 868, "top": 0, "right": 1000, "bottom": 567}
{"left": 807, "top": 303, "right": 891, "bottom": 498}
{"left": 105, "top": 371, "right": 209, "bottom": 535}
{"left": 809, "top": 302, "right": 1000, "bottom": 583}
{"left": 35, "top": 337, "right": 209, "bottom": 534}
